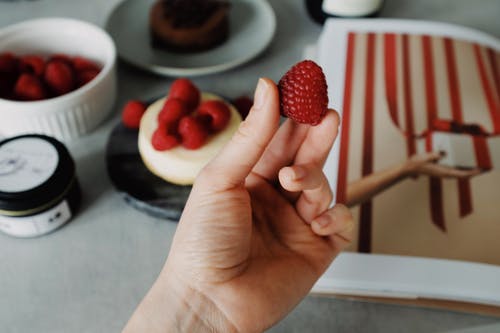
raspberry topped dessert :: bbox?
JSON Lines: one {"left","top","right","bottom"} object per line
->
{"left": 149, "top": 0, "right": 231, "bottom": 53}
{"left": 136, "top": 78, "right": 242, "bottom": 185}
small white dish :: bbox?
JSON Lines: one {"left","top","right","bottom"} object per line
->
{"left": 105, "top": 0, "right": 276, "bottom": 77}
{"left": 0, "top": 18, "right": 117, "bottom": 142}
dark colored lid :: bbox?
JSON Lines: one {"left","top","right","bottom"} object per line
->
{"left": 305, "top": 0, "right": 329, "bottom": 24}
{"left": 0, "top": 134, "right": 76, "bottom": 213}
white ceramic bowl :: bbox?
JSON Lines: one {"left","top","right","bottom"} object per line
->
{"left": 0, "top": 18, "right": 117, "bottom": 142}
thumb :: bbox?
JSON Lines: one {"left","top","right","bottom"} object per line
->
{"left": 197, "top": 78, "right": 280, "bottom": 190}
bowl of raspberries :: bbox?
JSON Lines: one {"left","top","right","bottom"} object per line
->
{"left": 0, "top": 18, "right": 117, "bottom": 142}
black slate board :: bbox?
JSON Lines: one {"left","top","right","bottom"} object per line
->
{"left": 106, "top": 122, "right": 191, "bottom": 221}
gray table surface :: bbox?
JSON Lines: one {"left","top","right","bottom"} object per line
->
{"left": 1, "top": 0, "right": 499, "bottom": 332}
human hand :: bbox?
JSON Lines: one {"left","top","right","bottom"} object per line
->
{"left": 123, "top": 78, "right": 354, "bottom": 333}
{"left": 404, "top": 152, "right": 483, "bottom": 179}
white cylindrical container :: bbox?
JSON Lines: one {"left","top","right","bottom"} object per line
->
{"left": 322, "top": 0, "right": 384, "bottom": 17}
{"left": 0, "top": 134, "right": 81, "bottom": 237}
{"left": 0, "top": 18, "right": 117, "bottom": 142}
{"left": 306, "top": 0, "right": 384, "bottom": 24}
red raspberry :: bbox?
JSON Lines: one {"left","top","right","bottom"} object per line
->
{"left": 72, "top": 56, "right": 100, "bottom": 72}
{"left": 278, "top": 60, "right": 328, "bottom": 125}
{"left": 196, "top": 100, "right": 231, "bottom": 132}
{"left": 178, "top": 115, "right": 209, "bottom": 149}
{"left": 0, "top": 76, "right": 13, "bottom": 99}
{"left": 194, "top": 113, "right": 212, "bottom": 129}
{"left": 122, "top": 100, "right": 147, "bottom": 129}
{"left": 76, "top": 69, "right": 100, "bottom": 87}
{"left": 168, "top": 78, "right": 200, "bottom": 110}
{"left": 49, "top": 54, "right": 73, "bottom": 65}
{"left": 0, "top": 52, "right": 18, "bottom": 74}
{"left": 152, "top": 125, "right": 180, "bottom": 151}
{"left": 157, "top": 98, "right": 190, "bottom": 125}
{"left": 14, "top": 73, "right": 46, "bottom": 101}
{"left": 232, "top": 96, "right": 253, "bottom": 119}
{"left": 44, "top": 60, "right": 76, "bottom": 96}
{"left": 19, "top": 55, "right": 46, "bottom": 76}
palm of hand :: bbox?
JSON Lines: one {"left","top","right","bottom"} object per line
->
{"left": 169, "top": 172, "right": 339, "bottom": 332}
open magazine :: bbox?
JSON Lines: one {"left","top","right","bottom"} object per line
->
{"left": 310, "top": 19, "right": 500, "bottom": 309}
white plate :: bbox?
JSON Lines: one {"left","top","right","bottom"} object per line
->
{"left": 106, "top": 0, "right": 276, "bottom": 77}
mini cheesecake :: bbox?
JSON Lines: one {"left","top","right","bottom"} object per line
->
{"left": 138, "top": 92, "right": 242, "bottom": 185}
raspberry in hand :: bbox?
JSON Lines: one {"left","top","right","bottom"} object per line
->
{"left": 278, "top": 60, "right": 328, "bottom": 126}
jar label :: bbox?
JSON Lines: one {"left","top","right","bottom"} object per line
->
{"left": 0, "top": 200, "right": 71, "bottom": 238}
{"left": 0, "top": 138, "right": 59, "bottom": 193}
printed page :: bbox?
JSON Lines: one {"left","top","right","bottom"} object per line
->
{"left": 313, "top": 19, "right": 500, "bottom": 306}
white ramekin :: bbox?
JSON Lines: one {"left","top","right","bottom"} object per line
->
{"left": 0, "top": 18, "right": 117, "bottom": 142}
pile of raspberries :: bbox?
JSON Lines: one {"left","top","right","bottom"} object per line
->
{"left": 0, "top": 52, "right": 102, "bottom": 101}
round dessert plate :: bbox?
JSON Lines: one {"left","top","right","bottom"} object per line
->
{"left": 106, "top": 122, "right": 191, "bottom": 221}
{"left": 106, "top": 0, "right": 277, "bottom": 77}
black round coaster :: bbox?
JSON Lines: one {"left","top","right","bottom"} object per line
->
{"left": 106, "top": 122, "right": 191, "bottom": 221}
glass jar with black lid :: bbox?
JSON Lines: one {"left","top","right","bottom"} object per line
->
{"left": 0, "top": 134, "right": 81, "bottom": 237}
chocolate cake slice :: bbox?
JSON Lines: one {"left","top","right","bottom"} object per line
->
{"left": 150, "top": 0, "right": 231, "bottom": 53}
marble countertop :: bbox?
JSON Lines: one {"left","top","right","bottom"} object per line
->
{"left": 0, "top": 0, "right": 499, "bottom": 332}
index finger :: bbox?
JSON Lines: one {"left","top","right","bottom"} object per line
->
{"left": 197, "top": 78, "right": 280, "bottom": 190}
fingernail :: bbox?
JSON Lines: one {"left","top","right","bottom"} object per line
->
{"left": 253, "top": 78, "right": 268, "bottom": 110}
{"left": 313, "top": 215, "right": 331, "bottom": 227}
{"left": 292, "top": 166, "right": 306, "bottom": 180}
